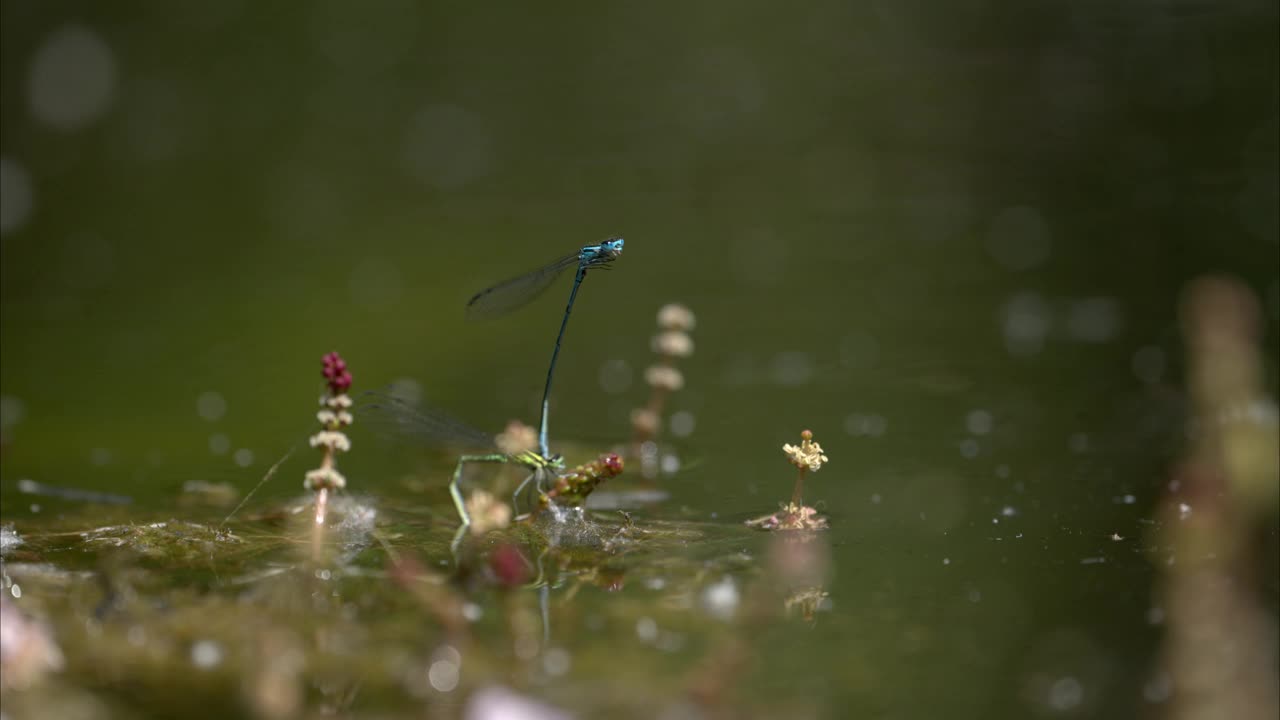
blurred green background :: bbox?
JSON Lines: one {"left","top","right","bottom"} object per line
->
{"left": 1, "top": 1, "right": 1277, "bottom": 717}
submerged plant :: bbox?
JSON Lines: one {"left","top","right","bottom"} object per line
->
{"left": 305, "top": 352, "right": 353, "bottom": 526}
{"left": 631, "top": 304, "right": 695, "bottom": 473}
{"left": 746, "top": 429, "right": 829, "bottom": 531}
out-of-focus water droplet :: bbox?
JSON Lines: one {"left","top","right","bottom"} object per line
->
{"left": 0, "top": 158, "right": 34, "bottom": 236}
{"left": 635, "top": 617, "right": 658, "bottom": 642}
{"left": 234, "top": 449, "right": 254, "bottom": 467}
{"left": 0, "top": 396, "right": 26, "bottom": 429}
{"left": 1048, "top": 676, "right": 1083, "bottom": 711}
{"left": 1002, "top": 292, "right": 1051, "bottom": 356}
{"left": 209, "top": 433, "right": 230, "bottom": 456}
{"left": 428, "top": 659, "right": 459, "bottom": 692}
{"left": 197, "top": 391, "right": 227, "bottom": 422}
{"left": 28, "top": 25, "right": 117, "bottom": 131}
{"left": 966, "top": 409, "right": 993, "bottom": 435}
{"left": 700, "top": 578, "right": 739, "bottom": 622}
{"left": 669, "top": 410, "right": 695, "bottom": 438}
{"left": 660, "top": 454, "right": 680, "bottom": 474}
{"left": 1069, "top": 432, "right": 1090, "bottom": 454}
{"left": 542, "top": 647, "right": 571, "bottom": 677}
{"left": 0, "top": 526, "right": 23, "bottom": 555}
{"left": 190, "top": 640, "right": 224, "bottom": 669}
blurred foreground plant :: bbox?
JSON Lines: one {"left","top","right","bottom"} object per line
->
{"left": 0, "top": 594, "right": 64, "bottom": 692}
{"left": 631, "top": 303, "right": 695, "bottom": 477}
{"left": 1152, "top": 276, "right": 1278, "bottom": 720}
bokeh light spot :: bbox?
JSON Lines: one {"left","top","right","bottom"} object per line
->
{"left": 28, "top": 25, "right": 118, "bottom": 131}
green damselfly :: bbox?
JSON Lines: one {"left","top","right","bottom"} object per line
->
{"left": 361, "top": 391, "right": 566, "bottom": 549}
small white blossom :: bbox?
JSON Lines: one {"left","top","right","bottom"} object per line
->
{"left": 304, "top": 467, "right": 346, "bottom": 490}
{"left": 309, "top": 431, "right": 351, "bottom": 453}
{"left": 320, "top": 394, "right": 353, "bottom": 410}
{"left": 656, "top": 303, "right": 696, "bottom": 332}
{"left": 645, "top": 365, "right": 684, "bottom": 391}
{"left": 651, "top": 330, "right": 694, "bottom": 358}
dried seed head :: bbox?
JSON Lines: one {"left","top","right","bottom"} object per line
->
{"left": 783, "top": 430, "right": 828, "bottom": 472}
{"left": 304, "top": 466, "right": 347, "bottom": 491}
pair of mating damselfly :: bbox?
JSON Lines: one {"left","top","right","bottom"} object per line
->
{"left": 366, "top": 238, "right": 624, "bottom": 544}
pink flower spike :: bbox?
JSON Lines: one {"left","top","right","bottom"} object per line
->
{"left": 321, "top": 353, "right": 353, "bottom": 395}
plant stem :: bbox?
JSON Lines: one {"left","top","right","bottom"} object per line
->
{"left": 790, "top": 467, "right": 806, "bottom": 507}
